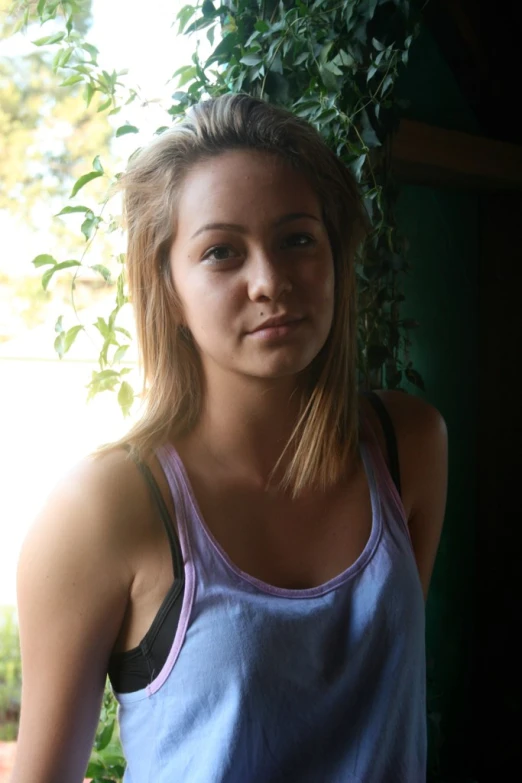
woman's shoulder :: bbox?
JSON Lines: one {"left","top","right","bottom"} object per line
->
{"left": 21, "top": 448, "right": 164, "bottom": 592}
{"left": 359, "top": 388, "right": 446, "bottom": 448}
{"left": 359, "top": 389, "right": 447, "bottom": 521}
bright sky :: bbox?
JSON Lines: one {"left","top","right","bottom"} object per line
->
{"left": 0, "top": 0, "right": 209, "bottom": 604}
{"left": 89, "top": 0, "right": 190, "bottom": 136}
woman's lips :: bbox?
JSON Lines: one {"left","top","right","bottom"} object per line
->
{"left": 248, "top": 318, "right": 305, "bottom": 340}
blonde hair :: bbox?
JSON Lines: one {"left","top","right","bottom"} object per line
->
{"left": 114, "top": 93, "right": 367, "bottom": 496}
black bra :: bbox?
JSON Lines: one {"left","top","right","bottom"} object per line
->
{"left": 107, "top": 390, "right": 401, "bottom": 693}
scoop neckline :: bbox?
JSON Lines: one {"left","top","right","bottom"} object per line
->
{"left": 160, "top": 427, "right": 383, "bottom": 599}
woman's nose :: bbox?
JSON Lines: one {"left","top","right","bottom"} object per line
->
{"left": 246, "top": 250, "right": 292, "bottom": 303}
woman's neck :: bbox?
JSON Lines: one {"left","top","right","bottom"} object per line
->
{"left": 178, "top": 372, "right": 305, "bottom": 488}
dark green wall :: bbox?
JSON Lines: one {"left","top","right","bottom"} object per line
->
{"left": 396, "top": 27, "right": 479, "bottom": 782}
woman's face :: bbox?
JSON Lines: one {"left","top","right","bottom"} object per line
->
{"left": 169, "top": 149, "right": 335, "bottom": 384}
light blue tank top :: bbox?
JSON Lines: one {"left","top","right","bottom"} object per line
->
{"left": 114, "top": 410, "right": 427, "bottom": 782}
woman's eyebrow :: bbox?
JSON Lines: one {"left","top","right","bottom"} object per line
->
{"left": 190, "top": 212, "right": 321, "bottom": 240}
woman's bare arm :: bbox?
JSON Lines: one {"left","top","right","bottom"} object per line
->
{"left": 11, "top": 454, "right": 138, "bottom": 783}
{"left": 379, "top": 390, "right": 448, "bottom": 600}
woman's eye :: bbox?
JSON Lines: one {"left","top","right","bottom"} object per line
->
{"left": 282, "top": 233, "right": 315, "bottom": 248}
{"left": 203, "top": 245, "right": 236, "bottom": 263}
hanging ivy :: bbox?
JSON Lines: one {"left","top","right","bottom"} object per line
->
{"left": 11, "top": 0, "right": 425, "bottom": 409}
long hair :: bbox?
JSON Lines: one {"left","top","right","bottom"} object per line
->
{"left": 113, "top": 93, "right": 368, "bottom": 496}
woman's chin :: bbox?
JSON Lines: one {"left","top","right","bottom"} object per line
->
{"left": 243, "top": 352, "right": 318, "bottom": 380}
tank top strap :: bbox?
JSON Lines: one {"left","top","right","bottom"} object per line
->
{"left": 150, "top": 444, "right": 198, "bottom": 696}
{"left": 359, "top": 404, "right": 412, "bottom": 543}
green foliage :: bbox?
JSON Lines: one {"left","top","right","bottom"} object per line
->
{"left": 0, "top": 608, "right": 125, "bottom": 778}
{"left": 0, "top": 607, "right": 22, "bottom": 742}
{"left": 86, "top": 682, "right": 126, "bottom": 783}
{"left": 165, "top": 0, "right": 424, "bottom": 391}
{"left": 11, "top": 0, "right": 425, "bottom": 401}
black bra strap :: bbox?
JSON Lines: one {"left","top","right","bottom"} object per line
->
{"left": 127, "top": 449, "right": 184, "bottom": 579}
{"left": 361, "top": 391, "right": 402, "bottom": 498}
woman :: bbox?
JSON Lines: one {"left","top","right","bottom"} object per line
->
{"left": 13, "top": 94, "right": 447, "bottom": 782}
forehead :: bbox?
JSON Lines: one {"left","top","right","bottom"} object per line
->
{"left": 175, "top": 149, "right": 321, "bottom": 236}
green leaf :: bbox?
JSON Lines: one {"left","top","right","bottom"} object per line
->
{"left": 54, "top": 331, "right": 65, "bottom": 359}
{"left": 60, "top": 74, "right": 83, "bottom": 87}
{"left": 116, "top": 275, "right": 127, "bottom": 308}
{"left": 350, "top": 154, "right": 367, "bottom": 182}
{"left": 372, "top": 37, "right": 385, "bottom": 51}
{"left": 64, "top": 325, "right": 84, "bottom": 353}
{"left": 323, "top": 60, "right": 343, "bottom": 77}
{"left": 85, "top": 760, "right": 106, "bottom": 777}
{"left": 294, "top": 52, "right": 309, "bottom": 66}
{"left": 32, "top": 254, "right": 56, "bottom": 268}
{"left": 118, "top": 381, "right": 134, "bottom": 416}
{"left": 94, "top": 318, "right": 110, "bottom": 339}
{"left": 32, "top": 32, "right": 66, "bottom": 46}
{"left": 115, "top": 124, "right": 139, "bottom": 137}
{"left": 361, "top": 110, "right": 381, "bottom": 147}
{"left": 57, "top": 260, "right": 80, "bottom": 272}
{"left": 270, "top": 52, "right": 283, "bottom": 75}
{"left": 113, "top": 344, "right": 130, "bottom": 363}
{"left": 81, "top": 42, "right": 99, "bottom": 62}
{"left": 367, "top": 64, "right": 378, "bottom": 82}
{"left": 319, "top": 64, "right": 338, "bottom": 91}
{"left": 94, "top": 369, "right": 120, "bottom": 381}
{"left": 185, "top": 15, "right": 215, "bottom": 34}
{"left": 42, "top": 268, "right": 56, "bottom": 290}
{"left": 176, "top": 66, "right": 197, "bottom": 87}
{"left": 95, "top": 720, "right": 114, "bottom": 751}
{"left": 317, "top": 108, "right": 338, "bottom": 124}
{"left": 255, "top": 19, "right": 270, "bottom": 33}
{"left": 90, "top": 264, "right": 112, "bottom": 282}
{"left": 319, "top": 42, "right": 334, "bottom": 64}
{"left": 381, "top": 74, "right": 393, "bottom": 96}
{"left": 70, "top": 171, "right": 103, "bottom": 198}
{"left": 177, "top": 4, "right": 197, "bottom": 35}
{"left": 55, "top": 205, "right": 92, "bottom": 217}
{"left": 61, "top": 49, "right": 72, "bottom": 68}
{"left": 364, "top": 0, "right": 379, "bottom": 21}
{"left": 240, "top": 54, "right": 262, "bottom": 66}
{"left": 115, "top": 326, "right": 131, "bottom": 340}
{"left": 52, "top": 47, "right": 65, "bottom": 71}
{"left": 332, "top": 50, "right": 354, "bottom": 70}
{"left": 81, "top": 216, "right": 98, "bottom": 241}
{"left": 97, "top": 97, "right": 112, "bottom": 113}
{"left": 37, "top": 0, "right": 46, "bottom": 16}
{"left": 345, "top": 3, "right": 355, "bottom": 29}
{"left": 92, "top": 155, "right": 104, "bottom": 173}
{"left": 84, "top": 82, "right": 95, "bottom": 107}
{"left": 202, "top": 0, "right": 215, "bottom": 17}
{"left": 55, "top": 315, "right": 64, "bottom": 334}
{"left": 205, "top": 32, "right": 238, "bottom": 66}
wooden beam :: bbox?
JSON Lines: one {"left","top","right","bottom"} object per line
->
{"left": 390, "top": 119, "right": 522, "bottom": 190}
